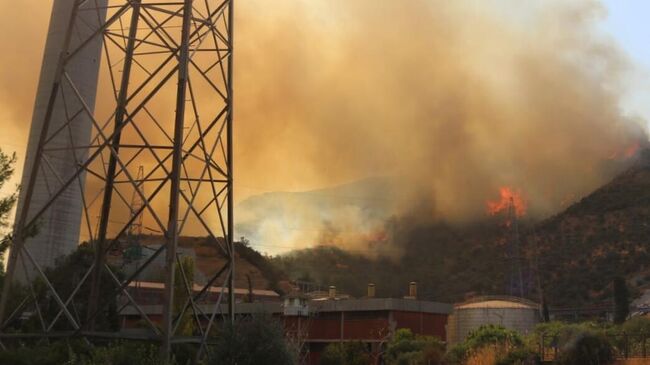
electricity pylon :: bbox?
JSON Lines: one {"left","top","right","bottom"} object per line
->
{"left": 0, "top": 0, "right": 235, "bottom": 360}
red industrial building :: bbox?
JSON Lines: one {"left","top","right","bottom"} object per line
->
{"left": 282, "top": 296, "right": 451, "bottom": 364}
{"left": 119, "top": 283, "right": 452, "bottom": 364}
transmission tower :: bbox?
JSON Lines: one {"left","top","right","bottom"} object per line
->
{"left": 506, "top": 197, "right": 525, "bottom": 298}
{"left": 121, "top": 165, "right": 144, "bottom": 267}
{"left": 128, "top": 166, "right": 145, "bottom": 241}
{"left": 0, "top": 0, "right": 235, "bottom": 360}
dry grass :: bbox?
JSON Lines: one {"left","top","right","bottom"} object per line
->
{"left": 465, "top": 347, "right": 498, "bottom": 365}
{"left": 614, "top": 360, "right": 650, "bottom": 365}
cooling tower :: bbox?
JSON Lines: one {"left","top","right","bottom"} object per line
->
{"left": 13, "top": 1, "right": 107, "bottom": 282}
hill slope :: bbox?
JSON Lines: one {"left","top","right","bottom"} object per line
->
{"left": 109, "top": 236, "right": 284, "bottom": 293}
{"left": 534, "top": 154, "right": 650, "bottom": 305}
{"left": 273, "top": 152, "right": 650, "bottom": 306}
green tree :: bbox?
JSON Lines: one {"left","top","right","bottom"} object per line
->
{"left": 541, "top": 294, "right": 550, "bottom": 323}
{"left": 211, "top": 314, "right": 296, "bottom": 365}
{"left": 320, "top": 342, "right": 371, "bottom": 365}
{"left": 0, "top": 148, "right": 17, "bottom": 275}
{"left": 556, "top": 332, "right": 614, "bottom": 365}
{"left": 384, "top": 328, "right": 444, "bottom": 365}
{"left": 445, "top": 325, "right": 530, "bottom": 365}
{"left": 464, "top": 324, "right": 524, "bottom": 350}
{"left": 618, "top": 316, "right": 650, "bottom": 334}
{"left": 613, "top": 276, "right": 629, "bottom": 324}
{"left": 23, "top": 244, "right": 121, "bottom": 332}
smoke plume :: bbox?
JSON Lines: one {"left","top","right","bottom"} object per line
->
{"left": 234, "top": 0, "right": 646, "bottom": 252}
{"left": 0, "top": 1, "right": 648, "bottom": 253}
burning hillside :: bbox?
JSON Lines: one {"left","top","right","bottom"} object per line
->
{"left": 273, "top": 150, "right": 650, "bottom": 306}
{"left": 233, "top": 0, "right": 647, "bottom": 253}
{"left": 486, "top": 187, "right": 527, "bottom": 218}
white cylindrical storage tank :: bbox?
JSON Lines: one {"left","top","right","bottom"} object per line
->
{"left": 446, "top": 296, "right": 540, "bottom": 346}
{"left": 14, "top": 1, "right": 107, "bottom": 281}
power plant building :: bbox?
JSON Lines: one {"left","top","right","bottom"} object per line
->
{"left": 116, "top": 283, "right": 453, "bottom": 364}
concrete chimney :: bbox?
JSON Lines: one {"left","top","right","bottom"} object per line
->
{"left": 328, "top": 286, "right": 336, "bottom": 299}
{"left": 13, "top": 0, "right": 108, "bottom": 282}
{"left": 367, "top": 283, "right": 376, "bottom": 298}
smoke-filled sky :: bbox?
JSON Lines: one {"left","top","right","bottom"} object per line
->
{"left": 1, "top": 0, "right": 650, "bottom": 252}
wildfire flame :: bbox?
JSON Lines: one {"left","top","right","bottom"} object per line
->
{"left": 624, "top": 142, "right": 640, "bottom": 158}
{"left": 486, "top": 186, "right": 527, "bottom": 217}
{"left": 608, "top": 141, "right": 640, "bottom": 160}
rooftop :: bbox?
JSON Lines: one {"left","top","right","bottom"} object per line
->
{"left": 454, "top": 296, "right": 539, "bottom": 310}
{"left": 127, "top": 281, "right": 280, "bottom": 297}
{"left": 121, "top": 297, "right": 453, "bottom": 316}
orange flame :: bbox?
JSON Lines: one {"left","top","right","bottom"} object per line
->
{"left": 624, "top": 142, "right": 640, "bottom": 158}
{"left": 486, "top": 186, "right": 527, "bottom": 217}
{"left": 608, "top": 141, "right": 640, "bottom": 160}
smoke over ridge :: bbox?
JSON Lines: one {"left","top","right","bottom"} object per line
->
{"left": 0, "top": 1, "right": 648, "bottom": 253}
{"left": 234, "top": 0, "right": 646, "bottom": 252}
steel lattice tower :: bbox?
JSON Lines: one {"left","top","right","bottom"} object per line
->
{"left": 0, "top": 0, "right": 235, "bottom": 359}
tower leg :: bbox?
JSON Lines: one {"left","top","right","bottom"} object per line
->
{"left": 161, "top": 0, "right": 193, "bottom": 358}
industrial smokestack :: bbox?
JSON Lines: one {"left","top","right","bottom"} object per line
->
{"left": 367, "top": 283, "right": 376, "bottom": 298}
{"left": 328, "top": 285, "right": 336, "bottom": 299}
{"left": 13, "top": 1, "right": 107, "bottom": 281}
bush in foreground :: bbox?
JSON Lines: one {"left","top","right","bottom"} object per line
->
{"left": 0, "top": 341, "right": 173, "bottom": 365}
{"left": 210, "top": 314, "right": 296, "bottom": 365}
{"left": 445, "top": 325, "right": 534, "bottom": 365}
{"left": 384, "top": 328, "right": 445, "bottom": 365}
{"left": 320, "top": 341, "right": 371, "bottom": 365}
{"left": 556, "top": 331, "right": 614, "bottom": 365}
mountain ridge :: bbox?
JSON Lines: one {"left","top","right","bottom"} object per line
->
{"left": 270, "top": 151, "right": 650, "bottom": 306}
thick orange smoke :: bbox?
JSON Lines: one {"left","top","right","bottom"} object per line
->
{"left": 1, "top": 1, "right": 649, "bottom": 253}
{"left": 233, "top": 0, "right": 648, "bottom": 251}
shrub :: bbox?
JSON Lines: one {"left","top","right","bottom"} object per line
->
{"left": 532, "top": 321, "right": 605, "bottom": 351}
{"left": 464, "top": 325, "right": 524, "bottom": 350}
{"left": 618, "top": 316, "right": 650, "bottom": 334}
{"left": 556, "top": 332, "right": 614, "bottom": 365}
{"left": 445, "top": 325, "right": 533, "bottom": 365}
{"left": 320, "top": 342, "right": 371, "bottom": 365}
{"left": 444, "top": 343, "right": 470, "bottom": 365}
{"left": 604, "top": 317, "right": 650, "bottom": 359}
{"left": 0, "top": 340, "right": 74, "bottom": 365}
{"left": 384, "top": 328, "right": 445, "bottom": 365}
{"left": 495, "top": 347, "right": 535, "bottom": 365}
{"left": 0, "top": 341, "right": 175, "bottom": 365}
{"left": 71, "top": 342, "right": 165, "bottom": 365}
{"left": 210, "top": 314, "right": 296, "bottom": 365}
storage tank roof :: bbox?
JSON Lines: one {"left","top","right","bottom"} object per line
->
{"left": 454, "top": 296, "right": 538, "bottom": 310}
